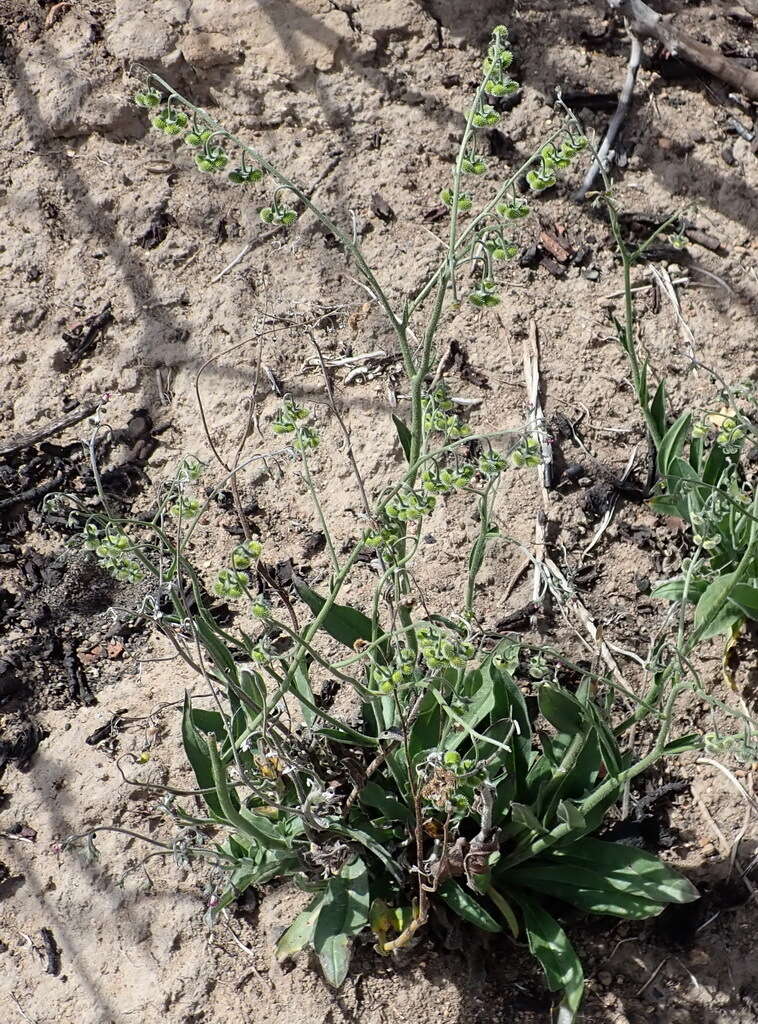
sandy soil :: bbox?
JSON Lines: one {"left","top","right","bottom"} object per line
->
{"left": 1, "top": 1, "right": 757, "bottom": 1022}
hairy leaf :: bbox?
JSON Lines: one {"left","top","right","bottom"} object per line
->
{"left": 437, "top": 880, "right": 502, "bottom": 933}
{"left": 276, "top": 896, "right": 324, "bottom": 960}
{"left": 511, "top": 892, "right": 584, "bottom": 1023}
{"left": 181, "top": 694, "right": 225, "bottom": 817}
{"left": 657, "top": 412, "right": 692, "bottom": 477}
{"left": 313, "top": 857, "right": 369, "bottom": 987}
{"left": 392, "top": 414, "right": 412, "bottom": 463}
{"left": 294, "top": 578, "right": 374, "bottom": 649}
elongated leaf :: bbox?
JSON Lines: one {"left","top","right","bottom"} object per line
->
{"left": 694, "top": 571, "right": 743, "bottom": 640}
{"left": 291, "top": 661, "right": 316, "bottom": 727}
{"left": 507, "top": 876, "right": 668, "bottom": 919}
{"left": 729, "top": 583, "right": 758, "bottom": 620}
{"left": 319, "top": 725, "right": 378, "bottom": 748}
{"left": 538, "top": 684, "right": 583, "bottom": 734}
{"left": 276, "top": 896, "right": 323, "bottom": 960}
{"left": 688, "top": 433, "right": 703, "bottom": 474}
{"left": 510, "top": 891, "right": 584, "bottom": 1023}
{"left": 392, "top": 414, "right": 412, "bottom": 463}
{"left": 445, "top": 667, "right": 497, "bottom": 752}
{"left": 408, "top": 688, "right": 443, "bottom": 760}
{"left": 658, "top": 412, "right": 692, "bottom": 477}
{"left": 555, "top": 800, "right": 586, "bottom": 831}
{"left": 181, "top": 694, "right": 225, "bottom": 817}
{"left": 588, "top": 708, "right": 622, "bottom": 777}
{"left": 702, "top": 442, "right": 728, "bottom": 487}
{"left": 330, "top": 823, "right": 404, "bottom": 883}
{"left": 294, "top": 578, "right": 374, "bottom": 650}
{"left": 437, "top": 880, "right": 502, "bottom": 933}
{"left": 651, "top": 577, "right": 708, "bottom": 603}
{"left": 359, "top": 780, "right": 413, "bottom": 824}
{"left": 313, "top": 857, "right": 369, "bottom": 988}
{"left": 547, "top": 839, "right": 699, "bottom": 904}
{"left": 662, "top": 732, "right": 703, "bottom": 756}
{"left": 650, "top": 380, "right": 667, "bottom": 441}
{"left": 510, "top": 802, "right": 548, "bottom": 834}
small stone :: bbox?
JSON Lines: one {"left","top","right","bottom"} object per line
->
{"left": 721, "top": 143, "right": 736, "bottom": 166}
{"left": 597, "top": 971, "right": 613, "bottom": 987}
{"left": 181, "top": 31, "right": 240, "bottom": 68}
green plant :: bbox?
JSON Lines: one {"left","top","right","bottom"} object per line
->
{"left": 573, "top": 101, "right": 758, "bottom": 686}
{"left": 566, "top": 103, "right": 757, "bottom": 770}
{"left": 59, "top": 28, "right": 710, "bottom": 1022}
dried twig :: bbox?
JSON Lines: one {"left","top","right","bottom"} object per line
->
{"left": 0, "top": 401, "right": 99, "bottom": 458}
{"left": 523, "top": 322, "right": 552, "bottom": 609}
{"left": 577, "top": 35, "right": 642, "bottom": 199}
{"left": 608, "top": 0, "right": 758, "bottom": 100}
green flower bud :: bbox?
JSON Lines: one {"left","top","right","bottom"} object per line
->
{"left": 134, "top": 88, "right": 161, "bottom": 109}
{"left": 461, "top": 155, "right": 487, "bottom": 175}
{"left": 471, "top": 105, "right": 500, "bottom": 127}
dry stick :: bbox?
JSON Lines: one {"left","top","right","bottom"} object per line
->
{"left": 648, "top": 264, "right": 697, "bottom": 368}
{"left": 543, "top": 555, "right": 632, "bottom": 697}
{"left": 576, "top": 34, "right": 642, "bottom": 200}
{"left": 0, "top": 401, "right": 99, "bottom": 458}
{"left": 523, "top": 322, "right": 552, "bottom": 609}
{"left": 607, "top": 0, "right": 758, "bottom": 99}
{"left": 210, "top": 154, "right": 342, "bottom": 284}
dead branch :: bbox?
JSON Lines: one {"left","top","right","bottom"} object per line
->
{"left": 608, "top": 0, "right": 758, "bottom": 100}
{"left": 576, "top": 35, "right": 642, "bottom": 199}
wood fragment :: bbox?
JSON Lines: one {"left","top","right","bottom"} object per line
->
{"left": 0, "top": 402, "right": 99, "bottom": 458}
{"left": 576, "top": 34, "right": 642, "bottom": 199}
{"left": 539, "top": 229, "right": 573, "bottom": 263}
{"left": 608, "top": 0, "right": 758, "bottom": 100}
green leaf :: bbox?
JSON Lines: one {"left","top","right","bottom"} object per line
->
{"left": 181, "top": 694, "right": 225, "bottom": 817}
{"left": 688, "top": 433, "right": 703, "bottom": 474}
{"left": 437, "top": 880, "right": 502, "bottom": 933}
{"left": 319, "top": 725, "right": 378, "bottom": 748}
{"left": 650, "top": 380, "right": 667, "bottom": 441}
{"left": 359, "top": 780, "right": 413, "bottom": 824}
{"left": 276, "top": 896, "right": 323, "bottom": 960}
{"left": 392, "top": 414, "right": 412, "bottom": 463}
{"left": 330, "top": 823, "right": 404, "bottom": 883}
{"left": 555, "top": 800, "right": 586, "bottom": 831}
{"left": 702, "top": 443, "right": 728, "bottom": 487}
{"left": 651, "top": 577, "right": 708, "bottom": 603}
{"left": 313, "top": 857, "right": 370, "bottom": 987}
{"left": 444, "top": 666, "right": 497, "bottom": 751}
{"left": 511, "top": 891, "right": 584, "bottom": 1023}
{"left": 588, "top": 707, "right": 623, "bottom": 777}
{"left": 546, "top": 839, "right": 699, "bottom": 905}
{"left": 694, "top": 571, "right": 743, "bottom": 640}
{"left": 729, "top": 583, "right": 758, "bottom": 620}
{"left": 294, "top": 578, "right": 374, "bottom": 650}
{"left": 538, "top": 684, "right": 583, "bottom": 734}
{"left": 291, "top": 661, "right": 316, "bottom": 727}
{"left": 508, "top": 876, "right": 668, "bottom": 919}
{"left": 510, "top": 802, "right": 548, "bottom": 834}
{"left": 661, "top": 732, "right": 703, "bottom": 756}
{"left": 658, "top": 412, "right": 692, "bottom": 477}
{"left": 408, "top": 689, "right": 443, "bottom": 761}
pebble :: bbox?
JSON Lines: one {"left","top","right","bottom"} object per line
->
{"left": 181, "top": 31, "right": 240, "bottom": 68}
{"left": 597, "top": 970, "right": 613, "bottom": 987}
